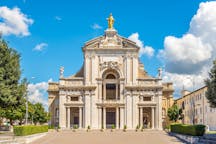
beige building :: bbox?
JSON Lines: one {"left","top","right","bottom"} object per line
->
{"left": 48, "top": 14, "right": 174, "bottom": 130}
{"left": 176, "top": 86, "right": 216, "bottom": 130}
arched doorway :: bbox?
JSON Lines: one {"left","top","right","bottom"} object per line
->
{"left": 102, "top": 69, "right": 120, "bottom": 100}
{"left": 102, "top": 69, "right": 120, "bottom": 129}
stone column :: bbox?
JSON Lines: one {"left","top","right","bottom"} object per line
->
{"left": 116, "top": 84, "right": 118, "bottom": 100}
{"left": 98, "top": 107, "right": 102, "bottom": 129}
{"left": 98, "top": 81, "right": 102, "bottom": 102}
{"left": 59, "top": 92, "right": 66, "bottom": 129}
{"left": 116, "top": 107, "right": 119, "bottom": 129}
{"left": 84, "top": 91, "right": 90, "bottom": 128}
{"left": 158, "top": 94, "right": 162, "bottom": 130}
{"left": 151, "top": 107, "right": 154, "bottom": 129}
{"left": 103, "top": 107, "right": 106, "bottom": 129}
{"left": 67, "top": 107, "right": 70, "bottom": 128}
{"left": 140, "top": 107, "right": 143, "bottom": 127}
{"left": 103, "top": 82, "right": 106, "bottom": 100}
{"left": 120, "top": 107, "right": 124, "bottom": 129}
{"left": 120, "top": 81, "right": 124, "bottom": 102}
{"left": 79, "top": 107, "right": 82, "bottom": 128}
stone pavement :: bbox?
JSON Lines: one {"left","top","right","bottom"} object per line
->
{"left": 30, "top": 130, "right": 184, "bottom": 144}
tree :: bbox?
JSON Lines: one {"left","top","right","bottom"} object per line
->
{"left": 205, "top": 60, "right": 216, "bottom": 108}
{"left": 167, "top": 104, "right": 183, "bottom": 122}
{"left": 32, "top": 103, "right": 49, "bottom": 125}
{"left": 0, "top": 38, "right": 26, "bottom": 108}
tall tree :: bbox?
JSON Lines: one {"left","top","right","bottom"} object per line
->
{"left": 32, "top": 103, "right": 49, "bottom": 124}
{"left": 205, "top": 60, "right": 216, "bottom": 108}
{"left": 167, "top": 104, "right": 183, "bottom": 122}
{"left": 0, "top": 38, "right": 26, "bottom": 108}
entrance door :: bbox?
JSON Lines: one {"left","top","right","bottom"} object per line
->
{"left": 106, "top": 108, "right": 116, "bottom": 128}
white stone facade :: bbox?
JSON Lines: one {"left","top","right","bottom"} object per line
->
{"left": 48, "top": 27, "right": 164, "bottom": 130}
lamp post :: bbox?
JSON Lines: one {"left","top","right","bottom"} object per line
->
{"left": 25, "top": 85, "right": 28, "bottom": 125}
{"left": 25, "top": 77, "right": 35, "bottom": 125}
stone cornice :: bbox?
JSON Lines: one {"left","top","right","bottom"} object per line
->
{"left": 138, "top": 102, "right": 157, "bottom": 107}
{"left": 125, "top": 85, "right": 163, "bottom": 90}
{"left": 60, "top": 77, "right": 84, "bottom": 80}
{"left": 64, "top": 102, "right": 84, "bottom": 107}
{"left": 47, "top": 89, "right": 59, "bottom": 92}
{"left": 59, "top": 85, "right": 96, "bottom": 90}
{"left": 137, "top": 78, "right": 161, "bottom": 81}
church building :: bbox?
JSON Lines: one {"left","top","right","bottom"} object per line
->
{"left": 48, "top": 14, "right": 174, "bottom": 130}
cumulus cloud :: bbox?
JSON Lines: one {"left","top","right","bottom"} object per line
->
{"left": 128, "top": 33, "right": 154, "bottom": 57}
{"left": 0, "top": 6, "right": 33, "bottom": 36}
{"left": 160, "top": 1, "right": 216, "bottom": 74}
{"left": 27, "top": 81, "right": 49, "bottom": 107}
{"left": 159, "top": 1, "right": 216, "bottom": 96}
{"left": 91, "top": 23, "right": 102, "bottom": 30}
{"left": 33, "top": 43, "right": 48, "bottom": 51}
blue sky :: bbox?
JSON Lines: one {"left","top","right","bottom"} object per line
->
{"left": 1, "top": 0, "right": 216, "bottom": 107}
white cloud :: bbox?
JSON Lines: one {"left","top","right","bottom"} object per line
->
{"left": 163, "top": 69, "right": 207, "bottom": 98}
{"left": 160, "top": 1, "right": 216, "bottom": 74}
{"left": 33, "top": 43, "right": 48, "bottom": 51}
{"left": 92, "top": 23, "right": 102, "bottom": 30}
{"left": 128, "top": 32, "right": 154, "bottom": 57}
{"left": 55, "top": 16, "right": 62, "bottom": 21}
{"left": 159, "top": 1, "right": 216, "bottom": 97}
{"left": 0, "top": 6, "right": 33, "bottom": 36}
{"left": 27, "top": 81, "right": 49, "bottom": 107}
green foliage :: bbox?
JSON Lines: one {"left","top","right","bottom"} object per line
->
{"left": 13, "top": 125, "right": 48, "bottom": 136}
{"left": 0, "top": 39, "right": 27, "bottom": 108}
{"left": 167, "top": 104, "right": 183, "bottom": 122}
{"left": 205, "top": 60, "right": 216, "bottom": 108}
{"left": 124, "top": 125, "right": 127, "bottom": 130}
{"left": 48, "top": 125, "right": 54, "bottom": 129}
{"left": 73, "top": 124, "right": 78, "bottom": 129}
{"left": 111, "top": 124, "right": 115, "bottom": 129}
{"left": 87, "top": 125, "right": 90, "bottom": 130}
{"left": 32, "top": 103, "right": 49, "bottom": 125}
{"left": 170, "top": 123, "right": 206, "bottom": 136}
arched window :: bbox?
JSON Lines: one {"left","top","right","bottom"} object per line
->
{"left": 106, "top": 74, "right": 116, "bottom": 79}
{"left": 102, "top": 70, "right": 120, "bottom": 100}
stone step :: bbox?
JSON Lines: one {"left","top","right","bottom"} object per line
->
{"left": 203, "top": 136, "right": 216, "bottom": 141}
{"left": 199, "top": 139, "right": 216, "bottom": 144}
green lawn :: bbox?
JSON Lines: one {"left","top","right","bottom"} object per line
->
{"left": 207, "top": 131, "right": 216, "bottom": 134}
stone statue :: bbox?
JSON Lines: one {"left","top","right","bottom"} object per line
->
{"left": 107, "top": 13, "right": 114, "bottom": 29}
{"left": 60, "top": 66, "right": 64, "bottom": 78}
{"left": 158, "top": 68, "right": 162, "bottom": 79}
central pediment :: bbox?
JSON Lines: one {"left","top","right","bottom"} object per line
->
{"left": 83, "top": 29, "right": 140, "bottom": 50}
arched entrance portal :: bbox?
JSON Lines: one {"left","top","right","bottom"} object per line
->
{"left": 102, "top": 69, "right": 120, "bottom": 129}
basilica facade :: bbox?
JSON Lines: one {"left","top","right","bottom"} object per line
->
{"left": 48, "top": 15, "right": 174, "bottom": 130}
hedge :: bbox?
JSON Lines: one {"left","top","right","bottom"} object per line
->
{"left": 14, "top": 125, "right": 48, "bottom": 136}
{"left": 170, "top": 123, "right": 205, "bottom": 136}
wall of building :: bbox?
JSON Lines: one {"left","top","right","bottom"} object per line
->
{"left": 176, "top": 86, "right": 216, "bottom": 130}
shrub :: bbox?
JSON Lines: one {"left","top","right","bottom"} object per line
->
{"left": 14, "top": 125, "right": 48, "bottom": 136}
{"left": 170, "top": 123, "right": 205, "bottom": 136}
{"left": 48, "top": 125, "right": 54, "bottom": 129}
{"left": 136, "top": 125, "right": 140, "bottom": 131}
{"left": 73, "top": 125, "right": 78, "bottom": 129}
{"left": 111, "top": 124, "right": 115, "bottom": 129}
{"left": 123, "top": 125, "right": 127, "bottom": 132}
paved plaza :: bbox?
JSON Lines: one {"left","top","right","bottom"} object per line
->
{"left": 31, "top": 130, "right": 184, "bottom": 144}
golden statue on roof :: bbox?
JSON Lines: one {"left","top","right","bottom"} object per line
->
{"left": 107, "top": 13, "right": 114, "bottom": 29}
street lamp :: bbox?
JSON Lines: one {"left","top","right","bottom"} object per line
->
{"left": 25, "top": 77, "right": 35, "bottom": 125}
{"left": 25, "top": 84, "right": 28, "bottom": 125}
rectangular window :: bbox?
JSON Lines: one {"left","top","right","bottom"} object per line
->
{"left": 106, "top": 84, "right": 116, "bottom": 100}
{"left": 71, "top": 97, "right": 79, "bottom": 101}
{"left": 143, "top": 97, "right": 151, "bottom": 101}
